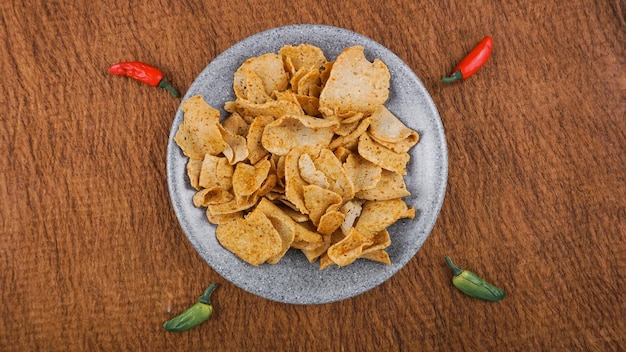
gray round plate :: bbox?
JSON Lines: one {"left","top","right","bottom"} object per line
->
{"left": 167, "top": 24, "right": 447, "bottom": 305}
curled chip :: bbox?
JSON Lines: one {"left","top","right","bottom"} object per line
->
{"left": 174, "top": 44, "right": 421, "bottom": 269}
{"left": 358, "top": 133, "right": 410, "bottom": 175}
{"left": 368, "top": 105, "right": 419, "bottom": 153}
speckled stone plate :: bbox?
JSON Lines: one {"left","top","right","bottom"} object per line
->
{"left": 167, "top": 24, "right": 447, "bottom": 305}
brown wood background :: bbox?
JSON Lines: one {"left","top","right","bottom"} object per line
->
{"left": 1, "top": 0, "right": 624, "bottom": 350}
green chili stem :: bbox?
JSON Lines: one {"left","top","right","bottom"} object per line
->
{"left": 445, "top": 256, "right": 464, "bottom": 276}
{"left": 442, "top": 70, "right": 463, "bottom": 83}
{"left": 198, "top": 283, "right": 218, "bottom": 305}
{"left": 158, "top": 79, "right": 180, "bottom": 98}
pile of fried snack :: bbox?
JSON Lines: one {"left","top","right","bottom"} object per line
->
{"left": 174, "top": 44, "right": 419, "bottom": 269}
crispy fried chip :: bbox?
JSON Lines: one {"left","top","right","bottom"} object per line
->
{"left": 219, "top": 124, "right": 249, "bottom": 165}
{"left": 261, "top": 115, "right": 338, "bottom": 156}
{"left": 186, "top": 158, "right": 203, "bottom": 190}
{"left": 354, "top": 199, "right": 415, "bottom": 238}
{"left": 358, "top": 133, "right": 410, "bottom": 175}
{"left": 234, "top": 53, "right": 289, "bottom": 97}
{"left": 329, "top": 116, "right": 371, "bottom": 150}
{"left": 360, "top": 249, "right": 391, "bottom": 265}
{"left": 279, "top": 44, "right": 327, "bottom": 73}
{"left": 292, "top": 221, "right": 324, "bottom": 250}
{"left": 313, "top": 149, "right": 355, "bottom": 200}
{"left": 327, "top": 228, "right": 373, "bottom": 267}
{"left": 368, "top": 105, "right": 419, "bottom": 153}
{"left": 221, "top": 112, "right": 249, "bottom": 137}
{"left": 283, "top": 147, "right": 311, "bottom": 214}
{"left": 303, "top": 184, "right": 342, "bottom": 225}
{"left": 215, "top": 208, "right": 283, "bottom": 266}
{"left": 193, "top": 187, "right": 234, "bottom": 207}
{"left": 343, "top": 152, "right": 382, "bottom": 193}
{"left": 206, "top": 210, "right": 243, "bottom": 225}
{"left": 245, "top": 115, "right": 274, "bottom": 164}
{"left": 317, "top": 210, "right": 345, "bottom": 236}
{"left": 255, "top": 198, "right": 296, "bottom": 264}
{"left": 174, "top": 95, "right": 228, "bottom": 159}
{"left": 199, "top": 155, "right": 233, "bottom": 190}
{"left": 356, "top": 169, "right": 411, "bottom": 200}
{"left": 298, "top": 153, "right": 329, "bottom": 189}
{"left": 232, "top": 159, "right": 271, "bottom": 198}
{"left": 319, "top": 46, "right": 390, "bottom": 117}
{"left": 224, "top": 97, "right": 303, "bottom": 121}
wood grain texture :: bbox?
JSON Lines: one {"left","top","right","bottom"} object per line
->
{"left": 0, "top": 0, "right": 624, "bottom": 350}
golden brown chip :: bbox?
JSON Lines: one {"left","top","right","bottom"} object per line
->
{"left": 261, "top": 115, "right": 338, "bottom": 156}
{"left": 215, "top": 209, "right": 283, "bottom": 266}
{"left": 186, "top": 158, "right": 203, "bottom": 190}
{"left": 313, "top": 149, "right": 355, "bottom": 200}
{"left": 343, "top": 152, "right": 382, "bottom": 193}
{"left": 298, "top": 153, "right": 329, "bottom": 189}
{"left": 206, "top": 210, "right": 243, "bottom": 225}
{"left": 224, "top": 97, "right": 303, "bottom": 121}
{"left": 232, "top": 159, "right": 271, "bottom": 198}
{"left": 329, "top": 117, "right": 371, "bottom": 150}
{"left": 219, "top": 124, "right": 249, "bottom": 165}
{"left": 297, "top": 68, "right": 322, "bottom": 96}
{"left": 319, "top": 46, "right": 390, "bottom": 117}
{"left": 356, "top": 169, "right": 411, "bottom": 200}
{"left": 361, "top": 229, "right": 391, "bottom": 255}
{"left": 354, "top": 199, "right": 415, "bottom": 238}
{"left": 208, "top": 193, "right": 259, "bottom": 215}
{"left": 245, "top": 115, "right": 274, "bottom": 164}
{"left": 242, "top": 68, "right": 272, "bottom": 104}
{"left": 301, "top": 234, "right": 331, "bottom": 263}
{"left": 199, "top": 154, "right": 233, "bottom": 190}
{"left": 368, "top": 105, "right": 419, "bottom": 153}
{"left": 174, "top": 95, "right": 228, "bottom": 159}
{"left": 255, "top": 198, "right": 297, "bottom": 264}
{"left": 326, "top": 228, "right": 373, "bottom": 267}
{"left": 303, "top": 184, "right": 342, "bottom": 225}
{"left": 291, "top": 221, "right": 324, "bottom": 250}
{"left": 279, "top": 44, "right": 327, "bottom": 73}
{"left": 221, "top": 112, "right": 250, "bottom": 137}
{"left": 295, "top": 95, "right": 320, "bottom": 117}
{"left": 358, "top": 133, "right": 410, "bottom": 175}
{"left": 317, "top": 210, "right": 345, "bottom": 236}
{"left": 234, "top": 53, "right": 289, "bottom": 97}
{"left": 283, "top": 147, "right": 311, "bottom": 214}
{"left": 193, "top": 187, "right": 234, "bottom": 207}
{"left": 360, "top": 250, "right": 391, "bottom": 265}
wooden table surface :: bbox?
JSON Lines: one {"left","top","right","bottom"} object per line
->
{"left": 1, "top": 0, "right": 624, "bottom": 350}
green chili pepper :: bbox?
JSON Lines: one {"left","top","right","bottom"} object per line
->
{"left": 445, "top": 256, "right": 505, "bottom": 302}
{"left": 163, "top": 283, "right": 218, "bottom": 332}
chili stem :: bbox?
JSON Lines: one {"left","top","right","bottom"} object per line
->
{"left": 158, "top": 79, "right": 180, "bottom": 98}
{"left": 442, "top": 70, "right": 463, "bottom": 84}
{"left": 198, "top": 283, "right": 218, "bottom": 305}
{"left": 445, "top": 256, "right": 464, "bottom": 276}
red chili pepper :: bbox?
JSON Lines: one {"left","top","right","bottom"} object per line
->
{"left": 442, "top": 36, "right": 493, "bottom": 83}
{"left": 109, "top": 61, "right": 179, "bottom": 97}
